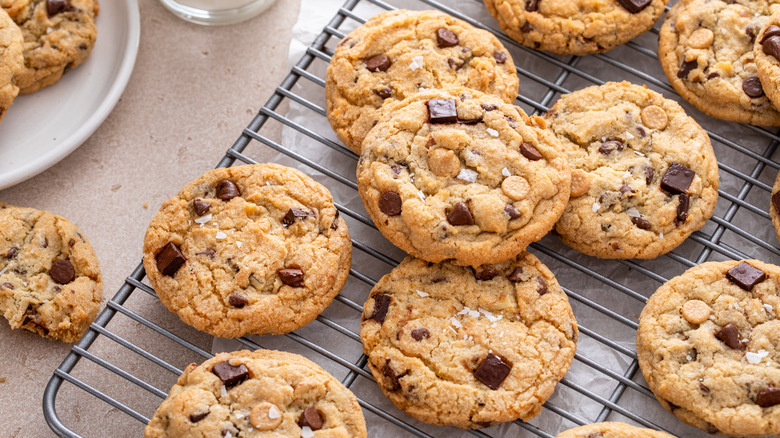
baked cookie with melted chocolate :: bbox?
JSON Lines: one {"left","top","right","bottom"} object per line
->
{"left": 142, "top": 164, "right": 351, "bottom": 338}
{"left": 637, "top": 260, "right": 780, "bottom": 437}
{"left": 0, "top": 8, "right": 23, "bottom": 123}
{"left": 755, "top": 12, "right": 780, "bottom": 110}
{"left": 555, "top": 422, "right": 676, "bottom": 438}
{"left": 145, "top": 349, "right": 367, "bottom": 437}
{"left": 360, "top": 254, "right": 578, "bottom": 429}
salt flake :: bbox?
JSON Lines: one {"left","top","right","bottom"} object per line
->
{"left": 764, "top": 304, "right": 774, "bottom": 314}
{"left": 746, "top": 349, "right": 769, "bottom": 364}
{"left": 479, "top": 307, "right": 503, "bottom": 323}
{"left": 634, "top": 151, "right": 645, "bottom": 157}
{"left": 302, "top": 426, "right": 314, "bottom": 438}
{"left": 626, "top": 207, "right": 641, "bottom": 218}
{"left": 236, "top": 241, "right": 242, "bottom": 248}
{"left": 592, "top": 202, "right": 600, "bottom": 213}
{"left": 457, "top": 168, "right": 478, "bottom": 183}
{"left": 220, "top": 385, "right": 227, "bottom": 397}
{"left": 625, "top": 131, "right": 635, "bottom": 140}
{"left": 501, "top": 167, "right": 511, "bottom": 177}
{"left": 450, "top": 317, "right": 462, "bottom": 328}
{"left": 194, "top": 214, "right": 212, "bottom": 224}
{"left": 268, "top": 405, "right": 280, "bottom": 419}
{"left": 409, "top": 56, "right": 424, "bottom": 71}
{"left": 216, "top": 231, "right": 227, "bottom": 240}
{"left": 416, "top": 290, "right": 429, "bottom": 298}
{"left": 486, "top": 128, "right": 499, "bottom": 137}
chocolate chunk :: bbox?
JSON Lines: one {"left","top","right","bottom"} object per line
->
{"left": 480, "top": 103, "right": 498, "bottom": 112}
{"left": 762, "top": 25, "right": 780, "bottom": 43}
{"left": 661, "top": 163, "right": 695, "bottom": 194}
{"left": 676, "top": 193, "right": 690, "bottom": 223}
{"left": 382, "top": 360, "right": 403, "bottom": 391}
{"left": 757, "top": 387, "right": 780, "bottom": 407}
{"left": 431, "top": 276, "right": 446, "bottom": 283}
{"left": 473, "top": 353, "right": 512, "bottom": 390}
{"left": 773, "top": 191, "right": 780, "bottom": 215}
{"left": 677, "top": 59, "right": 698, "bottom": 79}
{"left": 507, "top": 267, "right": 523, "bottom": 282}
{"left": 493, "top": 51, "right": 507, "bottom": 63}
{"left": 298, "top": 407, "right": 323, "bottom": 430}
{"left": 763, "top": 35, "right": 780, "bottom": 61}
{"left": 699, "top": 382, "right": 710, "bottom": 394}
{"left": 196, "top": 248, "right": 216, "bottom": 258}
{"left": 277, "top": 268, "right": 305, "bottom": 287}
{"left": 411, "top": 328, "right": 430, "bottom": 341}
{"left": 47, "top": 0, "right": 72, "bottom": 17}
{"left": 283, "top": 208, "right": 314, "bottom": 227}
{"left": 599, "top": 140, "right": 624, "bottom": 155}
{"left": 617, "top": 0, "right": 651, "bottom": 13}
{"left": 476, "top": 268, "right": 500, "bottom": 281}
{"left": 42, "top": 237, "right": 48, "bottom": 248}
{"left": 714, "top": 323, "right": 743, "bottom": 350}
{"left": 190, "top": 411, "right": 209, "bottom": 423}
{"left": 747, "top": 25, "right": 759, "bottom": 43}
{"left": 447, "top": 58, "right": 464, "bottom": 70}
{"left": 330, "top": 209, "right": 340, "bottom": 230}
{"left": 391, "top": 164, "right": 404, "bottom": 175}
{"left": 216, "top": 180, "right": 240, "bottom": 201}
{"left": 526, "top": 0, "right": 540, "bottom": 12}
{"left": 211, "top": 361, "right": 249, "bottom": 388}
{"left": 2, "top": 283, "right": 13, "bottom": 290}
{"left": 707, "top": 72, "right": 720, "bottom": 80}
{"left": 69, "top": 239, "right": 76, "bottom": 247}
{"left": 726, "top": 262, "right": 766, "bottom": 291}
{"left": 631, "top": 216, "right": 652, "bottom": 229}
{"left": 743, "top": 76, "right": 765, "bottom": 98}
{"left": 427, "top": 99, "right": 458, "bottom": 124}
{"left": 446, "top": 202, "right": 474, "bottom": 226}
{"left": 156, "top": 242, "right": 186, "bottom": 277}
{"left": 228, "top": 294, "right": 248, "bottom": 308}
{"left": 520, "top": 143, "right": 543, "bottom": 161}
{"left": 436, "top": 28, "right": 459, "bottom": 47}
{"left": 457, "top": 116, "right": 482, "bottom": 125}
{"left": 521, "top": 22, "right": 533, "bottom": 33}
{"left": 50, "top": 259, "right": 75, "bottom": 284}
{"left": 619, "top": 184, "right": 633, "bottom": 196}
{"left": 375, "top": 87, "right": 392, "bottom": 99}
{"left": 3, "top": 247, "right": 17, "bottom": 258}
{"left": 504, "top": 204, "right": 522, "bottom": 219}
{"left": 536, "top": 276, "right": 548, "bottom": 295}
{"left": 366, "top": 54, "right": 390, "bottom": 72}
{"left": 369, "top": 293, "right": 391, "bottom": 324}
{"left": 378, "top": 191, "right": 402, "bottom": 216}
{"left": 644, "top": 165, "right": 655, "bottom": 185}
{"left": 193, "top": 199, "right": 211, "bottom": 216}
{"left": 636, "top": 126, "right": 647, "bottom": 137}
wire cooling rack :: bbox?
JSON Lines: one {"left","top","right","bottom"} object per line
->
{"left": 44, "top": 0, "right": 780, "bottom": 436}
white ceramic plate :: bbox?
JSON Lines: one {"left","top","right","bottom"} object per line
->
{"left": 0, "top": 0, "right": 140, "bottom": 190}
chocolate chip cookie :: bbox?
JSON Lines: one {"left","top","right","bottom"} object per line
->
{"left": 772, "top": 169, "right": 780, "bottom": 244}
{"left": 658, "top": 0, "right": 780, "bottom": 126}
{"left": 545, "top": 82, "right": 719, "bottom": 259}
{"left": 2, "top": 0, "right": 99, "bottom": 94}
{"left": 357, "top": 87, "right": 571, "bottom": 266}
{"left": 483, "top": 0, "right": 669, "bottom": 56}
{"left": 755, "top": 11, "right": 780, "bottom": 110}
{"left": 145, "top": 349, "right": 368, "bottom": 437}
{"left": 142, "top": 163, "right": 351, "bottom": 339}
{"left": 0, "top": 202, "right": 102, "bottom": 342}
{"left": 326, "top": 9, "right": 519, "bottom": 154}
{"left": 637, "top": 260, "right": 780, "bottom": 437}
{"left": 0, "top": 8, "right": 23, "bottom": 123}
{"left": 555, "top": 422, "right": 676, "bottom": 438}
{"left": 360, "top": 254, "right": 578, "bottom": 429}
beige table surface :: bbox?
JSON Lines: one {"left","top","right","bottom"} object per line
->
{"left": 0, "top": 0, "right": 302, "bottom": 435}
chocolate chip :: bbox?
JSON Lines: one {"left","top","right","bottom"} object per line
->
{"left": 375, "top": 87, "right": 392, "bottom": 99}
{"left": 51, "top": 259, "right": 75, "bottom": 284}
{"left": 436, "top": 28, "right": 459, "bottom": 48}
{"left": 504, "top": 204, "right": 522, "bottom": 219}
{"left": 277, "top": 268, "right": 304, "bottom": 287}
{"left": 330, "top": 209, "right": 340, "bottom": 230}
{"left": 677, "top": 59, "right": 698, "bottom": 79}
{"left": 599, "top": 140, "right": 624, "bottom": 155}
{"left": 699, "top": 382, "right": 710, "bottom": 394}
{"left": 428, "top": 99, "right": 458, "bottom": 124}
{"left": 763, "top": 35, "right": 780, "bottom": 63}
{"left": 196, "top": 249, "right": 216, "bottom": 258}
{"left": 283, "top": 208, "right": 314, "bottom": 227}
{"left": 707, "top": 72, "right": 720, "bottom": 79}
{"left": 211, "top": 361, "right": 249, "bottom": 388}
{"left": 714, "top": 323, "right": 743, "bottom": 350}
{"left": 747, "top": 25, "right": 759, "bottom": 42}
{"left": 156, "top": 242, "right": 186, "bottom": 277}
{"left": 536, "top": 276, "right": 548, "bottom": 295}
{"left": 726, "top": 262, "right": 766, "bottom": 291}
{"left": 494, "top": 51, "right": 507, "bottom": 63}
{"left": 369, "top": 293, "right": 391, "bottom": 324}
{"left": 447, "top": 58, "right": 464, "bottom": 70}
{"left": 617, "top": 0, "right": 651, "bottom": 13}
{"left": 378, "top": 191, "right": 402, "bottom": 216}
{"left": 411, "top": 328, "right": 430, "bottom": 341}
{"left": 446, "top": 202, "right": 474, "bottom": 226}
{"left": 391, "top": 163, "right": 404, "bottom": 175}
{"left": 480, "top": 103, "right": 498, "bottom": 112}
{"left": 644, "top": 166, "right": 655, "bottom": 185}
{"left": 457, "top": 117, "right": 482, "bottom": 125}
{"left": 382, "top": 360, "right": 404, "bottom": 391}
{"left": 762, "top": 25, "right": 780, "bottom": 43}
{"left": 366, "top": 54, "right": 390, "bottom": 72}
{"left": 521, "top": 22, "right": 533, "bottom": 33}
{"left": 520, "top": 143, "right": 543, "bottom": 161}
{"left": 476, "top": 268, "right": 500, "bottom": 281}
{"left": 636, "top": 126, "right": 646, "bottom": 137}
{"left": 631, "top": 216, "right": 652, "bottom": 229}
{"left": 190, "top": 411, "right": 209, "bottom": 422}
{"left": 3, "top": 247, "right": 17, "bottom": 258}
{"left": 473, "top": 353, "right": 512, "bottom": 390}
{"left": 69, "top": 239, "right": 76, "bottom": 247}
{"left": 757, "top": 387, "right": 780, "bottom": 407}
{"left": 676, "top": 193, "right": 690, "bottom": 223}
{"left": 773, "top": 191, "right": 780, "bottom": 215}
{"left": 193, "top": 199, "right": 211, "bottom": 216}
{"left": 2, "top": 283, "right": 13, "bottom": 290}
{"left": 431, "top": 276, "right": 446, "bottom": 283}
{"left": 46, "top": 0, "right": 72, "bottom": 17}
{"left": 526, "top": 0, "right": 540, "bottom": 12}
{"left": 507, "top": 267, "right": 523, "bottom": 282}
{"left": 228, "top": 294, "right": 248, "bottom": 308}
{"left": 660, "top": 163, "right": 695, "bottom": 194}
{"left": 298, "top": 407, "right": 323, "bottom": 430}
{"left": 216, "top": 180, "right": 240, "bottom": 201}
{"left": 742, "top": 76, "right": 765, "bottom": 98}
{"left": 42, "top": 237, "right": 48, "bottom": 248}
{"left": 619, "top": 184, "right": 633, "bottom": 196}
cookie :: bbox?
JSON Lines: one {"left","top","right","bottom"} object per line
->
{"left": 142, "top": 163, "right": 351, "bottom": 339}
{"left": 0, "top": 8, "right": 23, "bottom": 123}
{"left": 637, "top": 260, "right": 780, "bottom": 437}
{"left": 145, "top": 349, "right": 368, "bottom": 437}
{"left": 545, "top": 82, "right": 719, "bottom": 259}
{"left": 771, "top": 169, "right": 780, "bottom": 244}
{"left": 357, "top": 87, "right": 571, "bottom": 266}
{"left": 326, "top": 9, "right": 519, "bottom": 154}
{"left": 360, "top": 254, "right": 577, "bottom": 429}
{"left": 755, "top": 11, "right": 780, "bottom": 110}
{"left": 0, "top": 202, "right": 101, "bottom": 342}
{"left": 555, "top": 422, "right": 676, "bottom": 438}
{"left": 2, "top": 0, "right": 99, "bottom": 94}
{"left": 483, "top": 0, "right": 669, "bottom": 56}
{"left": 658, "top": 0, "right": 780, "bottom": 126}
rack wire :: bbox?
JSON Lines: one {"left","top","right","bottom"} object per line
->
{"left": 44, "top": 0, "right": 780, "bottom": 436}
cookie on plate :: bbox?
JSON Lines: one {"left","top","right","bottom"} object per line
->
{"left": 357, "top": 87, "right": 571, "bottom": 266}
{"left": 483, "top": 0, "right": 669, "bottom": 56}
{"left": 145, "top": 349, "right": 368, "bottom": 437}
{"left": 0, "top": 8, "right": 23, "bottom": 123}
{"left": 0, "top": 202, "right": 102, "bottom": 342}
{"left": 755, "top": 12, "right": 780, "bottom": 109}
{"left": 142, "top": 163, "right": 351, "bottom": 339}
{"left": 555, "top": 422, "right": 676, "bottom": 438}
{"left": 3, "top": 0, "right": 99, "bottom": 94}
{"left": 658, "top": 0, "right": 780, "bottom": 126}
{"left": 771, "top": 169, "right": 780, "bottom": 244}
{"left": 361, "top": 254, "right": 577, "bottom": 429}
{"left": 545, "top": 81, "right": 719, "bottom": 259}
{"left": 326, "top": 9, "right": 519, "bottom": 154}
{"left": 637, "top": 260, "right": 780, "bottom": 437}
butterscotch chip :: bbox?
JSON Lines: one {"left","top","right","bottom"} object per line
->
{"left": 569, "top": 169, "right": 590, "bottom": 197}
{"left": 501, "top": 176, "right": 531, "bottom": 201}
{"left": 681, "top": 299, "right": 710, "bottom": 324}
{"left": 249, "top": 402, "right": 283, "bottom": 430}
{"left": 428, "top": 148, "right": 461, "bottom": 177}
{"left": 688, "top": 28, "right": 714, "bottom": 49}
{"left": 641, "top": 105, "right": 669, "bottom": 130}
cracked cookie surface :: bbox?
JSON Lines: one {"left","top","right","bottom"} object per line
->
{"left": 145, "top": 349, "right": 367, "bottom": 438}
{"left": 0, "top": 8, "right": 23, "bottom": 123}
{"left": 142, "top": 164, "right": 351, "bottom": 339}
{"left": 637, "top": 260, "right": 780, "bottom": 437}
{"left": 360, "top": 254, "right": 578, "bottom": 429}
{"left": 357, "top": 87, "right": 570, "bottom": 266}
{"left": 545, "top": 81, "right": 719, "bottom": 259}
{"left": 555, "top": 422, "right": 676, "bottom": 438}
{"left": 658, "top": 0, "right": 780, "bottom": 126}
{"left": 0, "top": 202, "right": 101, "bottom": 342}
{"left": 326, "top": 9, "right": 519, "bottom": 154}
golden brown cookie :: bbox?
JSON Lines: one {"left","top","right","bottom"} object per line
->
{"left": 0, "top": 8, "right": 23, "bottom": 123}
{"left": 755, "top": 12, "right": 780, "bottom": 110}
{"left": 555, "top": 422, "right": 676, "bottom": 438}
{"left": 771, "top": 169, "right": 780, "bottom": 244}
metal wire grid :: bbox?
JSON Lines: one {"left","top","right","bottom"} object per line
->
{"left": 43, "top": 0, "right": 780, "bottom": 437}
